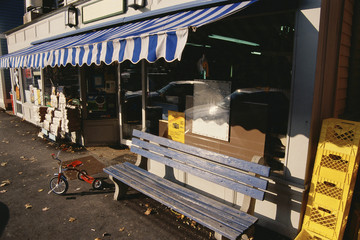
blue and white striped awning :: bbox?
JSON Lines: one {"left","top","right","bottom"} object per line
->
{"left": 0, "top": 0, "right": 255, "bottom": 69}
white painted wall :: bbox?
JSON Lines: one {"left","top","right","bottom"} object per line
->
{"left": 0, "top": 70, "right": 6, "bottom": 109}
{"left": 6, "top": 0, "right": 200, "bottom": 52}
{"left": 285, "top": 0, "right": 321, "bottom": 185}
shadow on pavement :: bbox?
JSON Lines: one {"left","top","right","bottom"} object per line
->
{"left": 0, "top": 202, "right": 9, "bottom": 237}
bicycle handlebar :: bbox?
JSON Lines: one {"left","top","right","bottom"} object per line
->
{"left": 51, "top": 150, "right": 62, "bottom": 163}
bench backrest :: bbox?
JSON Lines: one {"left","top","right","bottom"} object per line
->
{"left": 131, "top": 129, "right": 270, "bottom": 201}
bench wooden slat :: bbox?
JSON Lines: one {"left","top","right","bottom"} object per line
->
{"left": 105, "top": 130, "right": 269, "bottom": 239}
{"left": 115, "top": 163, "right": 252, "bottom": 231}
{"left": 132, "top": 138, "right": 268, "bottom": 190}
{"left": 120, "top": 162, "right": 257, "bottom": 227}
{"left": 133, "top": 129, "right": 270, "bottom": 177}
{"left": 131, "top": 145, "right": 266, "bottom": 201}
{"left": 104, "top": 164, "right": 244, "bottom": 240}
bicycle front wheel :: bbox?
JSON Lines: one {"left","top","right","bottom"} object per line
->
{"left": 49, "top": 176, "right": 68, "bottom": 195}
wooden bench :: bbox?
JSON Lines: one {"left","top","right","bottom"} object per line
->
{"left": 104, "top": 129, "right": 270, "bottom": 240}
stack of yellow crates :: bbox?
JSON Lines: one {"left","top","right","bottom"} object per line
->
{"left": 296, "top": 118, "right": 360, "bottom": 240}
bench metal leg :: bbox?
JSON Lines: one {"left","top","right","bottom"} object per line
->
{"left": 215, "top": 232, "right": 251, "bottom": 240}
{"left": 214, "top": 232, "right": 223, "bottom": 240}
{"left": 109, "top": 175, "right": 129, "bottom": 201}
{"left": 135, "top": 155, "right": 148, "bottom": 170}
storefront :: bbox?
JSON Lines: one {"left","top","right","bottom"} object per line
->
{"left": 2, "top": 0, "right": 358, "bottom": 238}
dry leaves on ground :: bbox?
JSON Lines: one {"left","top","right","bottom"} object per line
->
{"left": 1, "top": 162, "right": 7, "bottom": 167}
{"left": 0, "top": 179, "right": 10, "bottom": 187}
{"left": 144, "top": 207, "right": 153, "bottom": 215}
{"left": 69, "top": 217, "right": 77, "bottom": 222}
{"left": 25, "top": 203, "right": 32, "bottom": 209}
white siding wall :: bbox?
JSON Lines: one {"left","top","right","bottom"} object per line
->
{"left": 7, "top": 0, "right": 198, "bottom": 52}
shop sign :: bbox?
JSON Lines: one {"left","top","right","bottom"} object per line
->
{"left": 168, "top": 111, "right": 185, "bottom": 143}
{"left": 82, "top": 0, "right": 125, "bottom": 24}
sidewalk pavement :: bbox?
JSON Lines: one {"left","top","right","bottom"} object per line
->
{"left": 0, "top": 110, "right": 291, "bottom": 240}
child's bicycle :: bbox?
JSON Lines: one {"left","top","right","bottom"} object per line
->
{"left": 48, "top": 151, "right": 103, "bottom": 195}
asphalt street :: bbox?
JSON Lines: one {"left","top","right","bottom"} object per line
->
{"left": 0, "top": 110, "right": 290, "bottom": 240}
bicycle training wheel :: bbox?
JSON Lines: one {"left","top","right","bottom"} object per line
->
{"left": 49, "top": 176, "right": 68, "bottom": 195}
{"left": 77, "top": 170, "right": 88, "bottom": 181}
{"left": 92, "top": 179, "right": 103, "bottom": 190}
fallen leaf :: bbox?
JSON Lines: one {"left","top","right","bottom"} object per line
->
{"left": 42, "top": 207, "right": 50, "bottom": 211}
{"left": 0, "top": 179, "right": 10, "bottom": 187}
{"left": 69, "top": 217, "right": 77, "bottom": 222}
{"left": 94, "top": 238, "right": 102, "bottom": 240}
{"left": 102, "top": 232, "right": 111, "bottom": 237}
{"left": 144, "top": 207, "right": 152, "bottom": 215}
{"left": 38, "top": 189, "right": 44, "bottom": 192}
{"left": 91, "top": 228, "right": 96, "bottom": 232}
{"left": 191, "top": 220, "right": 197, "bottom": 228}
{"left": 18, "top": 172, "right": 23, "bottom": 175}
{"left": 25, "top": 203, "right": 32, "bottom": 209}
{"left": 119, "top": 227, "right": 125, "bottom": 232}
{"left": 0, "top": 190, "right": 7, "bottom": 193}
{"left": 1, "top": 162, "right": 7, "bottom": 167}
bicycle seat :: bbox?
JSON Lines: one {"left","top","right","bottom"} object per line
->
{"left": 67, "top": 160, "right": 83, "bottom": 168}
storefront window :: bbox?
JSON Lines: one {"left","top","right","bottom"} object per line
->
{"left": 120, "top": 61, "right": 142, "bottom": 139}
{"left": 84, "top": 63, "right": 117, "bottom": 119}
{"left": 141, "top": 10, "right": 294, "bottom": 173}
{"left": 21, "top": 68, "right": 41, "bottom": 104}
{"left": 43, "top": 65, "right": 80, "bottom": 107}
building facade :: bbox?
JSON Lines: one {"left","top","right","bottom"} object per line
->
{"left": 0, "top": 0, "right": 359, "bottom": 238}
{"left": 0, "top": 1, "right": 25, "bottom": 110}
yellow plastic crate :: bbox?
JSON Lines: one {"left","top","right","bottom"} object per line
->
{"left": 314, "top": 149, "right": 351, "bottom": 183}
{"left": 306, "top": 204, "right": 338, "bottom": 238}
{"left": 295, "top": 229, "right": 330, "bottom": 240}
{"left": 317, "top": 118, "right": 360, "bottom": 156}
{"left": 297, "top": 118, "right": 360, "bottom": 240}
{"left": 313, "top": 177, "right": 344, "bottom": 207}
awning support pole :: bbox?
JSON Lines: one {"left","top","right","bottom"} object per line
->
{"left": 117, "top": 62, "right": 123, "bottom": 142}
{"left": 141, "top": 59, "right": 147, "bottom": 132}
